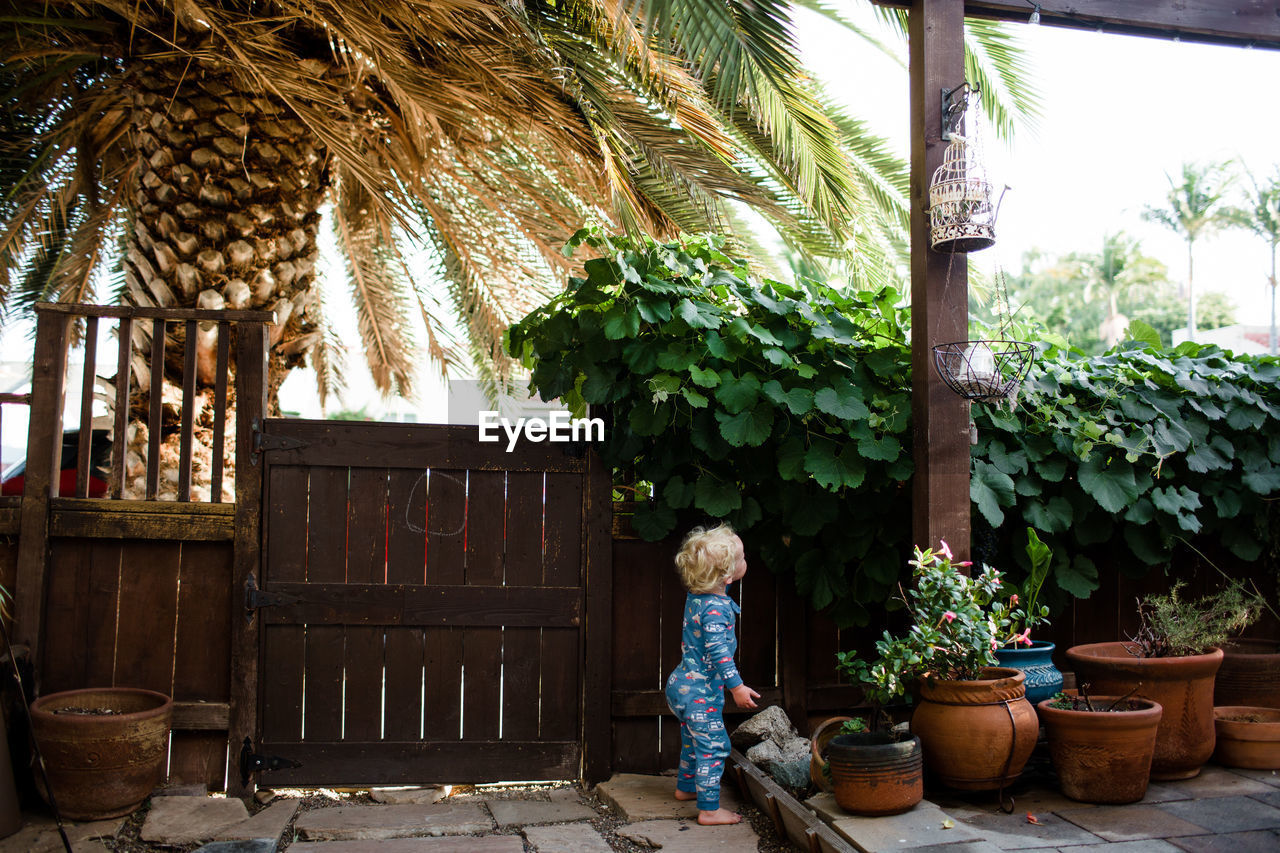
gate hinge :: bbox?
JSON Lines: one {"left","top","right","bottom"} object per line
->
{"left": 239, "top": 737, "right": 302, "bottom": 787}
{"left": 251, "top": 419, "right": 308, "bottom": 464}
{"left": 244, "top": 571, "right": 299, "bottom": 623}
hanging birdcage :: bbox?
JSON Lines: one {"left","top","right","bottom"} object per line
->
{"left": 929, "top": 135, "right": 998, "bottom": 253}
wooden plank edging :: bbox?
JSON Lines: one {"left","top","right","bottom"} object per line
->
{"left": 729, "top": 748, "right": 857, "bottom": 853}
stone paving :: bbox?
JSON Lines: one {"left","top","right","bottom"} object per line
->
{"left": 0, "top": 759, "right": 1276, "bottom": 852}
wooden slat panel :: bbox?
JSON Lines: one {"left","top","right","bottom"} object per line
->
{"left": 462, "top": 470, "right": 505, "bottom": 742}
{"left": 49, "top": 500, "right": 236, "bottom": 540}
{"left": 736, "top": 565, "right": 778, "bottom": 709}
{"left": 541, "top": 473, "right": 582, "bottom": 742}
{"left": 254, "top": 741, "right": 579, "bottom": 787}
{"left": 178, "top": 320, "right": 197, "bottom": 501}
{"left": 424, "top": 469, "right": 465, "bottom": 741}
{"left": 210, "top": 323, "right": 230, "bottom": 502}
{"left": 582, "top": 447, "right": 614, "bottom": 783}
{"left": 343, "top": 468, "right": 388, "bottom": 742}
{"left": 75, "top": 317, "right": 98, "bottom": 499}
{"left": 258, "top": 584, "right": 581, "bottom": 627}
{"left": 39, "top": 539, "right": 96, "bottom": 692}
{"left": 262, "top": 420, "right": 586, "bottom": 473}
{"left": 172, "top": 541, "right": 232, "bottom": 703}
{"left": 303, "top": 466, "right": 348, "bottom": 743}
{"left": 114, "top": 541, "right": 181, "bottom": 695}
{"left": 36, "top": 302, "right": 275, "bottom": 323}
{"left": 384, "top": 469, "right": 428, "bottom": 741}
{"left": 610, "top": 539, "right": 664, "bottom": 773}
{"left": 111, "top": 317, "right": 131, "bottom": 499}
{"left": 657, "top": 557, "right": 688, "bottom": 771}
{"left": 146, "top": 317, "right": 164, "bottom": 500}
{"left": 503, "top": 472, "right": 543, "bottom": 741}
{"left": 168, "top": 732, "right": 227, "bottom": 791}
{"left": 262, "top": 466, "right": 308, "bottom": 743}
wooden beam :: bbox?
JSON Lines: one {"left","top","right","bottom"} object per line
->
{"left": 910, "top": 0, "right": 972, "bottom": 561}
{"left": 874, "top": 1, "right": 1280, "bottom": 48}
{"left": 48, "top": 499, "right": 235, "bottom": 541}
{"left": 581, "top": 445, "right": 615, "bottom": 785}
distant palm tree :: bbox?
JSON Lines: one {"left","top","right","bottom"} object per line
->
{"left": 1065, "top": 232, "right": 1166, "bottom": 348}
{"left": 1224, "top": 166, "right": 1280, "bottom": 354}
{"left": 1142, "top": 161, "right": 1235, "bottom": 343}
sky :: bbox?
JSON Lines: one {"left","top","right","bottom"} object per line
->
{"left": 3, "top": 3, "right": 1279, "bottom": 431}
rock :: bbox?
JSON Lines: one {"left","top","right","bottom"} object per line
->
{"left": 369, "top": 786, "right": 449, "bottom": 805}
{"left": 729, "top": 705, "right": 796, "bottom": 749}
{"left": 748, "top": 735, "right": 812, "bottom": 790}
{"left": 745, "top": 739, "right": 782, "bottom": 766}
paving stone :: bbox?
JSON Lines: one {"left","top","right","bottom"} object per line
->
{"left": 1221, "top": 768, "right": 1280, "bottom": 788}
{"left": 1156, "top": 796, "right": 1280, "bottom": 833}
{"left": 1054, "top": 841, "right": 1186, "bottom": 852}
{"left": 194, "top": 842, "right": 279, "bottom": 853}
{"left": 217, "top": 799, "right": 300, "bottom": 841}
{"left": 1157, "top": 767, "right": 1275, "bottom": 799}
{"left": 1056, "top": 805, "right": 1210, "bottom": 842}
{"left": 957, "top": 808, "right": 1106, "bottom": 849}
{"left": 140, "top": 796, "right": 252, "bottom": 844}
{"left": 287, "top": 839, "right": 524, "bottom": 852}
{"left": 617, "top": 818, "right": 759, "bottom": 851}
{"left": 1168, "top": 829, "right": 1280, "bottom": 853}
{"left": 524, "top": 822, "right": 614, "bottom": 853}
{"left": 486, "top": 797, "right": 597, "bottom": 826}
{"left": 370, "top": 787, "right": 448, "bottom": 805}
{"left": 1139, "top": 783, "right": 1197, "bottom": 804}
{"left": 0, "top": 815, "right": 123, "bottom": 853}
{"left": 293, "top": 802, "right": 493, "bottom": 841}
{"left": 909, "top": 843, "right": 1006, "bottom": 853}
{"left": 805, "top": 793, "right": 983, "bottom": 852}
{"left": 1249, "top": 789, "right": 1280, "bottom": 808}
{"left": 157, "top": 784, "right": 210, "bottom": 797}
{"left": 595, "top": 772, "right": 741, "bottom": 821}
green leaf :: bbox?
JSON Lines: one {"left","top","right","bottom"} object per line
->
{"left": 788, "top": 491, "right": 838, "bottom": 536}
{"left": 971, "top": 459, "right": 1015, "bottom": 527}
{"left": 663, "top": 475, "right": 696, "bottom": 509}
{"left": 631, "top": 502, "right": 676, "bottom": 541}
{"left": 681, "top": 388, "right": 709, "bottom": 408}
{"left": 814, "top": 385, "right": 870, "bottom": 420}
{"left": 1077, "top": 455, "right": 1141, "bottom": 513}
{"left": 705, "top": 331, "right": 728, "bottom": 359}
{"left": 716, "top": 405, "right": 775, "bottom": 446}
{"left": 1125, "top": 320, "right": 1162, "bottom": 349}
{"left": 715, "top": 373, "right": 762, "bottom": 414}
{"left": 1025, "top": 496, "right": 1072, "bottom": 533}
{"left": 1056, "top": 555, "right": 1100, "bottom": 598}
{"left": 1151, "top": 485, "right": 1202, "bottom": 533}
{"left": 857, "top": 435, "right": 901, "bottom": 462}
{"left": 805, "top": 440, "right": 866, "bottom": 490}
{"left": 695, "top": 472, "right": 741, "bottom": 516}
{"left": 675, "top": 298, "right": 721, "bottom": 329}
{"left": 628, "top": 401, "right": 670, "bottom": 436}
{"left": 637, "top": 297, "right": 672, "bottom": 324}
{"left": 603, "top": 304, "right": 641, "bottom": 340}
{"left": 1242, "top": 464, "right": 1280, "bottom": 494}
{"left": 763, "top": 381, "right": 814, "bottom": 416}
{"left": 1124, "top": 525, "right": 1170, "bottom": 565}
{"left": 777, "top": 435, "right": 807, "bottom": 480}
{"left": 689, "top": 365, "right": 721, "bottom": 388}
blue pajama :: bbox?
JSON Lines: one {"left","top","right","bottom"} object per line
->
{"left": 664, "top": 593, "right": 742, "bottom": 811}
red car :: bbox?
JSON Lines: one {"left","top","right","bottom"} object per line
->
{"left": 1, "top": 429, "right": 112, "bottom": 497}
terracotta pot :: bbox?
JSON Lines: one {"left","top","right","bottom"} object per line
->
{"left": 30, "top": 687, "right": 173, "bottom": 820}
{"left": 1215, "top": 639, "right": 1280, "bottom": 709}
{"left": 1037, "top": 696, "right": 1163, "bottom": 804}
{"left": 808, "top": 716, "right": 853, "bottom": 792}
{"left": 1066, "top": 642, "right": 1222, "bottom": 781}
{"left": 1213, "top": 706, "right": 1280, "bottom": 770}
{"left": 909, "top": 667, "right": 1038, "bottom": 791}
{"left": 995, "top": 641, "right": 1064, "bottom": 707}
{"left": 826, "top": 732, "right": 923, "bottom": 816}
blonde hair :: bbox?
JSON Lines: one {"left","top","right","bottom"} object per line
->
{"left": 675, "top": 524, "right": 740, "bottom": 593}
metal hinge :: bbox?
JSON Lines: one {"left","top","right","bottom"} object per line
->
{"left": 239, "top": 737, "right": 302, "bottom": 787}
{"left": 244, "top": 571, "right": 299, "bottom": 623}
{"left": 251, "top": 419, "right": 308, "bottom": 464}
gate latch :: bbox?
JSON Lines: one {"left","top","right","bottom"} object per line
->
{"left": 244, "top": 571, "right": 299, "bottom": 622}
{"left": 239, "top": 737, "right": 302, "bottom": 787}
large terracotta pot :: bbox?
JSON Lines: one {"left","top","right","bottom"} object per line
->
{"left": 1066, "top": 642, "right": 1222, "bottom": 780}
{"left": 1215, "top": 639, "right": 1280, "bottom": 709}
{"left": 995, "top": 641, "right": 1064, "bottom": 707}
{"left": 808, "top": 716, "right": 853, "bottom": 792}
{"left": 1037, "top": 696, "right": 1163, "bottom": 804}
{"left": 909, "top": 667, "right": 1038, "bottom": 791}
{"left": 1213, "top": 706, "right": 1280, "bottom": 770}
{"left": 30, "top": 687, "right": 173, "bottom": 820}
{"left": 826, "top": 731, "right": 923, "bottom": 816}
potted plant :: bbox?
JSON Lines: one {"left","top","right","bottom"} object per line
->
{"left": 1066, "top": 579, "right": 1264, "bottom": 780}
{"left": 837, "top": 542, "right": 1038, "bottom": 794}
{"left": 1037, "top": 687, "right": 1163, "bottom": 803}
{"left": 1212, "top": 706, "right": 1280, "bottom": 770}
{"left": 1215, "top": 638, "right": 1280, "bottom": 709}
{"left": 992, "top": 529, "right": 1061, "bottom": 706}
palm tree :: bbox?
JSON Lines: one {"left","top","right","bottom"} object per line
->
{"left": 1142, "top": 161, "right": 1235, "bottom": 343}
{"left": 1224, "top": 166, "right": 1280, "bottom": 355}
{"left": 1066, "top": 232, "right": 1167, "bottom": 349}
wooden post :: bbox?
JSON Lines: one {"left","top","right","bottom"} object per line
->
{"left": 227, "top": 321, "right": 268, "bottom": 798}
{"left": 13, "top": 309, "right": 71, "bottom": 657}
{"left": 581, "top": 445, "right": 614, "bottom": 784}
{"left": 909, "top": 0, "right": 971, "bottom": 561}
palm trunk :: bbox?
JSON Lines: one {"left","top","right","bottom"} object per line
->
{"left": 1270, "top": 240, "right": 1277, "bottom": 356}
{"left": 1186, "top": 240, "right": 1196, "bottom": 344}
{"left": 120, "top": 56, "right": 330, "bottom": 497}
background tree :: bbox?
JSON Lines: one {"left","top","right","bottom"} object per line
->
{"left": 1224, "top": 165, "right": 1280, "bottom": 354}
{"left": 1142, "top": 161, "right": 1235, "bottom": 343}
{"left": 1064, "top": 232, "right": 1166, "bottom": 348}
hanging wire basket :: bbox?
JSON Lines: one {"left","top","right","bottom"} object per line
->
{"left": 932, "top": 340, "right": 1035, "bottom": 403}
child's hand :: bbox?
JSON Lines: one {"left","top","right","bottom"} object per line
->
{"left": 730, "top": 684, "right": 760, "bottom": 709}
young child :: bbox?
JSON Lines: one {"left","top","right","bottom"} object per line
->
{"left": 664, "top": 524, "right": 760, "bottom": 826}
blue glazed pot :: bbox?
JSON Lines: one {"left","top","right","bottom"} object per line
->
{"left": 995, "top": 641, "right": 1063, "bottom": 706}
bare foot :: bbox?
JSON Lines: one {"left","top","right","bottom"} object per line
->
{"left": 674, "top": 790, "right": 697, "bottom": 801}
{"left": 697, "top": 807, "right": 742, "bottom": 825}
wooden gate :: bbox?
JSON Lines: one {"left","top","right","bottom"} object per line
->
{"left": 245, "top": 419, "right": 611, "bottom": 788}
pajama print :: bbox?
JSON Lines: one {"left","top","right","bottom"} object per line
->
{"left": 664, "top": 592, "right": 742, "bottom": 811}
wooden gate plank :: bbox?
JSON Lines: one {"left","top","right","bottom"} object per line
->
{"left": 541, "top": 473, "right": 582, "bottom": 742}
{"left": 658, "top": 553, "right": 687, "bottom": 769}
{"left": 303, "top": 466, "right": 348, "bottom": 743}
{"left": 39, "top": 539, "right": 95, "bottom": 693}
{"left": 463, "top": 470, "right": 505, "bottom": 742}
{"left": 424, "top": 469, "right": 466, "bottom": 740}
{"left": 384, "top": 469, "right": 428, "bottom": 742}
{"left": 503, "top": 471, "right": 543, "bottom": 742}
{"left": 115, "top": 541, "right": 182, "bottom": 695}
{"left": 343, "top": 468, "right": 388, "bottom": 742}
{"left": 261, "top": 465, "right": 308, "bottom": 743}
{"left": 173, "top": 541, "right": 232, "bottom": 704}
{"left": 610, "top": 539, "right": 663, "bottom": 772}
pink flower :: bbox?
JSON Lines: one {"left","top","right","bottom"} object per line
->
{"left": 955, "top": 560, "right": 973, "bottom": 567}
{"left": 1010, "top": 594, "right": 1019, "bottom": 605}
{"left": 1017, "top": 629, "right": 1033, "bottom": 646}
{"left": 942, "top": 611, "right": 956, "bottom": 623}
{"left": 939, "top": 540, "right": 953, "bottom": 560}
{"left": 990, "top": 639, "right": 999, "bottom": 651}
